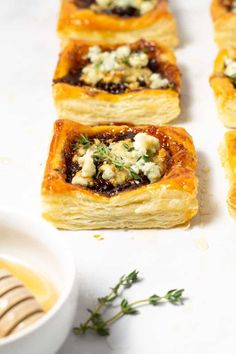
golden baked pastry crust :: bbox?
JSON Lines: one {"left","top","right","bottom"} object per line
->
{"left": 53, "top": 40, "right": 181, "bottom": 126}
{"left": 41, "top": 119, "right": 198, "bottom": 230}
{"left": 58, "top": 0, "right": 178, "bottom": 48}
{"left": 220, "top": 131, "right": 236, "bottom": 217}
{"left": 210, "top": 47, "right": 236, "bottom": 128}
{"left": 211, "top": 0, "right": 236, "bottom": 48}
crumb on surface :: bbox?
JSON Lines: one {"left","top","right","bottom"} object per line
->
{"left": 93, "top": 234, "right": 104, "bottom": 241}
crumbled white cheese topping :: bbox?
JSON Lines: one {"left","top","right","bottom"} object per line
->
{"left": 87, "top": 46, "right": 102, "bottom": 61}
{"left": 72, "top": 175, "right": 90, "bottom": 186}
{"left": 133, "top": 132, "right": 160, "bottom": 153}
{"left": 101, "top": 164, "right": 115, "bottom": 180}
{"left": 139, "top": 162, "right": 161, "bottom": 183}
{"left": 93, "top": 0, "right": 156, "bottom": 15}
{"left": 128, "top": 52, "right": 149, "bottom": 68}
{"left": 71, "top": 132, "right": 164, "bottom": 189}
{"left": 77, "top": 149, "right": 96, "bottom": 178}
{"left": 116, "top": 45, "right": 131, "bottom": 58}
{"left": 140, "top": 0, "right": 155, "bottom": 14}
{"left": 81, "top": 45, "right": 171, "bottom": 90}
{"left": 150, "top": 73, "right": 170, "bottom": 89}
{"left": 224, "top": 57, "right": 236, "bottom": 78}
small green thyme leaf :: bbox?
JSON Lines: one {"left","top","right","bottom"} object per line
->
{"left": 149, "top": 294, "right": 162, "bottom": 305}
{"left": 120, "top": 269, "right": 139, "bottom": 288}
{"left": 164, "top": 289, "right": 185, "bottom": 304}
{"left": 121, "top": 58, "right": 130, "bottom": 66}
{"left": 129, "top": 168, "right": 141, "bottom": 181}
{"left": 73, "top": 134, "right": 91, "bottom": 150}
{"left": 123, "top": 143, "right": 134, "bottom": 152}
{"left": 143, "top": 47, "right": 150, "bottom": 54}
{"left": 137, "top": 153, "right": 149, "bottom": 162}
{"left": 121, "top": 299, "right": 138, "bottom": 315}
{"left": 94, "top": 324, "right": 110, "bottom": 337}
{"left": 93, "top": 144, "right": 110, "bottom": 162}
{"left": 167, "top": 82, "right": 176, "bottom": 90}
{"left": 113, "top": 158, "right": 124, "bottom": 169}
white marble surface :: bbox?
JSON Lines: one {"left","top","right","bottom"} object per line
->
{"left": 0, "top": 1, "right": 236, "bottom": 353}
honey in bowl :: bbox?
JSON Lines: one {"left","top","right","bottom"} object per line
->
{"left": 0, "top": 257, "right": 58, "bottom": 339}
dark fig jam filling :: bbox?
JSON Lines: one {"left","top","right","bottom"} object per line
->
{"left": 74, "top": 0, "right": 95, "bottom": 8}
{"left": 53, "top": 69, "right": 84, "bottom": 86}
{"left": 64, "top": 130, "right": 174, "bottom": 196}
{"left": 99, "top": 6, "right": 140, "bottom": 17}
{"left": 54, "top": 71, "right": 129, "bottom": 94}
{"left": 95, "top": 81, "right": 128, "bottom": 94}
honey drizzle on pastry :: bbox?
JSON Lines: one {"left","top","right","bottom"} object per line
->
{"left": 0, "top": 270, "right": 44, "bottom": 338}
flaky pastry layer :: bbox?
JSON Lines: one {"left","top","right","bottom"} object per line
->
{"left": 220, "top": 131, "right": 236, "bottom": 217}
{"left": 41, "top": 120, "right": 198, "bottom": 230}
{"left": 211, "top": 0, "right": 236, "bottom": 48}
{"left": 210, "top": 47, "right": 236, "bottom": 128}
{"left": 53, "top": 40, "right": 181, "bottom": 126}
{"left": 58, "top": 0, "right": 178, "bottom": 48}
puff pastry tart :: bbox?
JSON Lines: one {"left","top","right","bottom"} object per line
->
{"left": 220, "top": 131, "right": 236, "bottom": 217}
{"left": 211, "top": 0, "right": 236, "bottom": 47}
{"left": 53, "top": 40, "right": 181, "bottom": 126}
{"left": 57, "top": 0, "right": 178, "bottom": 48}
{"left": 41, "top": 120, "right": 198, "bottom": 230}
{"left": 210, "top": 47, "right": 236, "bottom": 128}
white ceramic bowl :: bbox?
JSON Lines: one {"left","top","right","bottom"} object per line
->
{"left": 0, "top": 209, "right": 78, "bottom": 354}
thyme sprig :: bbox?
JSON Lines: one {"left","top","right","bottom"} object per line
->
{"left": 137, "top": 153, "right": 149, "bottom": 162}
{"left": 73, "top": 270, "right": 185, "bottom": 337}
{"left": 93, "top": 144, "right": 141, "bottom": 180}
{"left": 73, "top": 134, "right": 91, "bottom": 150}
{"left": 74, "top": 270, "right": 139, "bottom": 336}
{"left": 123, "top": 143, "right": 134, "bottom": 152}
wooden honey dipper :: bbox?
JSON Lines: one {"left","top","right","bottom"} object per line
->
{"left": 0, "top": 269, "right": 45, "bottom": 338}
